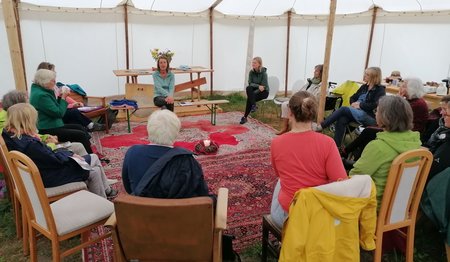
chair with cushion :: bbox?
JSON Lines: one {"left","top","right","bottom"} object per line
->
{"left": 259, "top": 76, "right": 280, "bottom": 117}
{"left": 273, "top": 79, "right": 305, "bottom": 116}
{"left": 374, "top": 148, "right": 433, "bottom": 262}
{"left": 0, "top": 135, "right": 87, "bottom": 255}
{"left": 105, "top": 188, "right": 229, "bottom": 262}
{"left": 7, "top": 150, "right": 113, "bottom": 262}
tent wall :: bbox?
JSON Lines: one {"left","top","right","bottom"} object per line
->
{"left": 1, "top": 6, "right": 450, "bottom": 97}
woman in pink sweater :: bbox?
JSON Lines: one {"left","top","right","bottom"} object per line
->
{"left": 270, "top": 91, "right": 348, "bottom": 228}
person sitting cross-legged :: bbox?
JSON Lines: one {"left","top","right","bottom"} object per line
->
{"left": 122, "top": 109, "right": 209, "bottom": 198}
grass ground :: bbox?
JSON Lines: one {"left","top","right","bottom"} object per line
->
{"left": 0, "top": 92, "right": 446, "bottom": 261}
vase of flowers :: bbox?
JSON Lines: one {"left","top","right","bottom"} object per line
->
{"left": 151, "top": 48, "right": 175, "bottom": 63}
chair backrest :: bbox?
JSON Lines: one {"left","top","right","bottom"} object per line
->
{"left": 378, "top": 148, "right": 433, "bottom": 227}
{"left": 267, "top": 76, "right": 280, "bottom": 100}
{"left": 114, "top": 194, "right": 215, "bottom": 261}
{"left": 8, "top": 150, "right": 57, "bottom": 235}
{"left": 0, "top": 134, "right": 15, "bottom": 199}
{"left": 291, "top": 79, "right": 305, "bottom": 94}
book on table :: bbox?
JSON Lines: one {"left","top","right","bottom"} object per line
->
{"left": 179, "top": 101, "right": 193, "bottom": 106}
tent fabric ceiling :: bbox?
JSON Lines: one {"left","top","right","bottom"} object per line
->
{"left": 17, "top": 0, "right": 450, "bottom": 15}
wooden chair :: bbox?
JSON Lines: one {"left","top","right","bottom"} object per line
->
{"left": 7, "top": 150, "right": 113, "bottom": 262}
{"left": 67, "top": 91, "right": 110, "bottom": 133}
{"left": 0, "top": 135, "right": 87, "bottom": 254}
{"left": 374, "top": 148, "right": 433, "bottom": 262}
{"left": 105, "top": 188, "right": 229, "bottom": 262}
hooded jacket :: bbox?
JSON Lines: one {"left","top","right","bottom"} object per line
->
{"left": 280, "top": 175, "right": 377, "bottom": 262}
{"left": 349, "top": 130, "right": 421, "bottom": 204}
{"left": 248, "top": 67, "right": 269, "bottom": 92}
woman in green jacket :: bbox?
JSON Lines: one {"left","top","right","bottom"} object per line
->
{"left": 240, "top": 57, "right": 269, "bottom": 124}
{"left": 29, "top": 69, "right": 93, "bottom": 153}
{"left": 349, "top": 95, "right": 422, "bottom": 205}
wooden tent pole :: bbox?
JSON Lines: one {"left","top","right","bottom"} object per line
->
{"left": 2, "top": 0, "right": 27, "bottom": 91}
{"left": 284, "top": 10, "right": 292, "bottom": 97}
{"left": 317, "top": 0, "right": 337, "bottom": 122}
{"left": 364, "top": 6, "right": 378, "bottom": 69}
{"left": 124, "top": 3, "right": 130, "bottom": 83}
{"left": 208, "top": 0, "right": 222, "bottom": 96}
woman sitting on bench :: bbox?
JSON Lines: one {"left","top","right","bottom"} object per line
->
{"left": 153, "top": 56, "right": 175, "bottom": 112}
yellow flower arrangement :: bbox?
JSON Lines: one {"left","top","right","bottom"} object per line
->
{"left": 151, "top": 48, "right": 175, "bottom": 62}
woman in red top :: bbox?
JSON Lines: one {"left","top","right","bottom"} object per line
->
{"left": 270, "top": 91, "right": 348, "bottom": 228}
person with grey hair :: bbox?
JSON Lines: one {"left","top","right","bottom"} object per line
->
{"left": 29, "top": 69, "right": 93, "bottom": 154}
{"left": 121, "top": 109, "right": 209, "bottom": 198}
{"left": 349, "top": 96, "right": 421, "bottom": 204}
{"left": 0, "top": 90, "right": 88, "bottom": 156}
{"left": 341, "top": 77, "right": 428, "bottom": 165}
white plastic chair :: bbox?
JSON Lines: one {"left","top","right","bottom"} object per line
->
{"left": 260, "top": 76, "right": 280, "bottom": 116}
{"left": 273, "top": 79, "right": 305, "bottom": 105}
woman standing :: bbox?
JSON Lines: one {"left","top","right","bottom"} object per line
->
{"left": 315, "top": 67, "right": 385, "bottom": 147}
{"left": 240, "top": 57, "right": 269, "bottom": 124}
{"left": 270, "top": 91, "right": 347, "bottom": 228}
{"left": 153, "top": 56, "right": 175, "bottom": 111}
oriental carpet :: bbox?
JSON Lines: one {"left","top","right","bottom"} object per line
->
{"left": 84, "top": 112, "right": 277, "bottom": 261}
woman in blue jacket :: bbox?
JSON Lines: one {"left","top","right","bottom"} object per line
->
{"left": 314, "top": 67, "right": 386, "bottom": 147}
{"left": 153, "top": 56, "right": 175, "bottom": 111}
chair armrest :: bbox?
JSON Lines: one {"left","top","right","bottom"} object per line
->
{"left": 86, "top": 96, "right": 106, "bottom": 107}
{"left": 104, "top": 212, "right": 117, "bottom": 229}
{"left": 215, "top": 188, "right": 228, "bottom": 230}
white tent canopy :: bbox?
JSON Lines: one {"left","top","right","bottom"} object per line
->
{"left": 1, "top": 0, "right": 450, "bottom": 97}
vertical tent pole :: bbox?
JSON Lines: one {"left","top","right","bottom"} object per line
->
{"left": 124, "top": 3, "right": 130, "bottom": 83}
{"left": 208, "top": 0, "right": 222, "bottom": 96}
{"left": 317, "top": 0, "right": 337, "bottom": 122}
{"left": 365, "top": 6, "right": 378, "bottom": 69}
{"left": 284, "top": 10, "right": 292, "bottom": 97}
{"left": 2, "top": 0, "right": 27, "bottom": 91}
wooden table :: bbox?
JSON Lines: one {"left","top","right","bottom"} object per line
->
{"left": 177, "top": 100, "right": 229, "bottom": 125}
{"left": 385, "top": 85, "right": 443, "bottom": 109}
{"left": 110, "top": 105, "right": 136, "bottom": 133}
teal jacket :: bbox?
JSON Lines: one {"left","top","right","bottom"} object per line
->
{"left": 248, "top": 67, "right": 269, "bottom": 92}
{"left": 349, "top": 131, "right": 421, "bottom": 204}
{"left": 153, "top": 71, "right": 175, "bottom": 97}
{"left": 29, "top": 83, "right": 67, "bottom": 130}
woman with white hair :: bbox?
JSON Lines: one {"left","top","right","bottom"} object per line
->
{"left": 342, "top": 78, "right": 427, "bottom": 167}
{"left": 122, "top": 109, "right": 209, "bottom": 198}
{"left": 29, "top": 69, "right": 93, "bottom": 153}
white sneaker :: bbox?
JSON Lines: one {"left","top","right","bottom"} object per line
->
{"left": 107, "top": 179, "right": 118, "bottom": 186}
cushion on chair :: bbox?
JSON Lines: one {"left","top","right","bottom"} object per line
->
{"left": 45, "top": 182, "right": 87, "bottom": 198}
{"left": 51, "top": 190, "right": 114, "bottom": 235}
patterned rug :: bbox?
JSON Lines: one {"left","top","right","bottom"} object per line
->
{"left": 84, "top": 112, "right": 278, "bottom": 261}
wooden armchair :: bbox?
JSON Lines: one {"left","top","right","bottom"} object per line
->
{"left": 0, "top": 135, "right": 87, "bottom": 255}
{"left": 374, "top": 148, "right": 433, "bottom": 262}
{"left": 7, "top": 150, "right": 114, "bottom": 262}
{"left": 67, "top": 91, "right": 110, "bottom": 133}
{"left": 105, "top": 188, "right": 229, "bottom": 262}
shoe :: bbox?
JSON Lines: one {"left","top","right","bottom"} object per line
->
{"left": 239, "top": 117, "right": 247, "bottom": 124}
{"left": 100, "top": 157, "right": 110, "bottom": 164}
{"left": 88, "top": 122, "right": 106, "bottom": 132}
{"left": 311, "top": 122, "right": 323, "bottom": 132}
{"left": 106, "top": 188, "right": 118, "bottom": 200}
{"left": 250, "top": 104, "right": 258, "bottom": 113}
{"left": 107, "top": 178, "right": 118, "bottom": 186}
{"left": 276, "top": 129, "right": 288, "bottom": 135}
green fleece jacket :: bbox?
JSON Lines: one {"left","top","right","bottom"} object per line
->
{"left": 349, "top": 131, "right": 421, "bottom": 204}
{"left": 29, "top": 83, "right": 68, "bottom": 130}
{"left": 248, "top": 67, "right": 269, "bottom": 92}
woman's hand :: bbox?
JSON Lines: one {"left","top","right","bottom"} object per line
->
{"left": 351, "top": 102, "right": 360, "bottom": 109}
{"left": 165, "top": 96, "right": 174, "bottom": 104}
{"left": 45, "top": 135, "right": 59, "bottom": 144}
{"left": 72, "top": 102, "right": 84, "bottom": 108}
{"left": 258, "top": 85, "right": 265, "bottom": 92}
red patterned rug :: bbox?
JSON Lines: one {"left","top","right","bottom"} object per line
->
{"left": 84, "top": 112, "right": 277, "bottom": 261}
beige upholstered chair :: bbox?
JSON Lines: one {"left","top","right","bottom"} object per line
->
{"left": 8, "top": 150, "right": 114, "bottom": 262}
{"left": 374, "top": 148, "right": 433, "bottom": 262}
{"left": 105, "top": 188, "right": 229, "bottom": 262}
{"left": 0, "top": 135, "right": 88, "bottom": 255}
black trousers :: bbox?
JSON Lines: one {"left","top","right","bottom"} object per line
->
{"left": 154, "top": 96, "right": 174, "bottom": 112}
{"left": 39, "top": 124, "right": 93, "bottom": 154}
{"left": 63, "top": 108, "right": 91, "bottom": 127}
{"left": 345, "top": 127, "right": 381, "bottom": 160}
{"left": 244, "top": 86, "right": 268, "bottom": 117}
